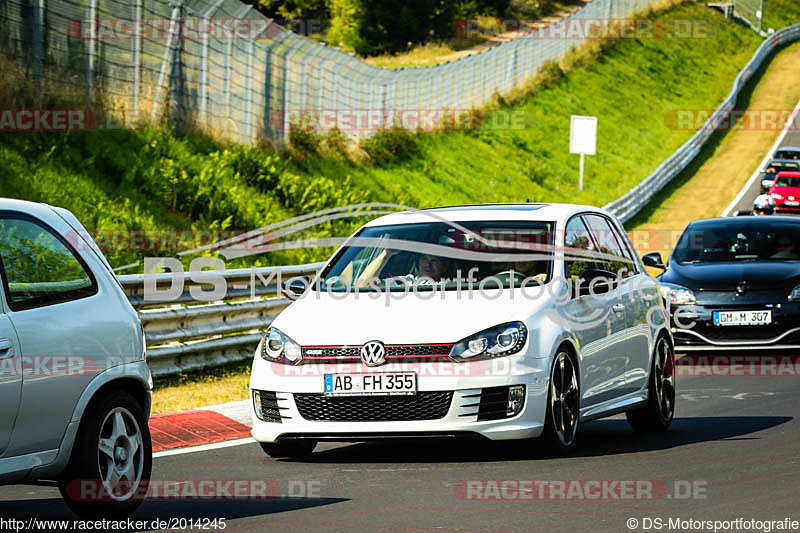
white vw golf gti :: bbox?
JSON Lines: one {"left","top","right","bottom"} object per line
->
{"left": 249, "top": 204, "right": 675, "bottom": 457}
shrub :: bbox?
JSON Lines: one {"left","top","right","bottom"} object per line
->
{"left": 360, "top": 126, "right": 421, "bottom": 166}
{"left": 288, "top": 122, "right": 321, "bottom": 160}
{"left": 320, "top": 127, "right": 351, "bottom": 158}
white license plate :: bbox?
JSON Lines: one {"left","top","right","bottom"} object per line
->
{"left": 785, "top": 201, "right": 799, "bottom": 206}
{"left": 323, "top": 373, "right": 417, "bottom": 396}
{"left": 713, "top": 310, "right": 772, "bottom": 326}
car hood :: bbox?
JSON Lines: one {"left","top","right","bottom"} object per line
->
{"left": 270, "top": 287, "right": 551, "bottom": 346}
{"left": 663, "top": 261, "right": 800, "bottom": 291}
{"left": 771, "top": 186, "right": 800, "bottom": 197}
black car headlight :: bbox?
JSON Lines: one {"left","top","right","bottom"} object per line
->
{"left": 659, "top": 283, "right": 697, "bottom": 306}
{"left": 790, "top": 284, "right": 800, "bottom": 302}
{"left": 261, "top": 327, "right": 302, "bottom": 365}
{"left": 449, "top": 322, "right": 528, "bottom": 362}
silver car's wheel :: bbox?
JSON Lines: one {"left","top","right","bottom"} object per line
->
{"left": 59, "top": 391, "right": 152, "bottom": 519}
{"left": 97, "top": 407, "right": 146, "bottom": 501}
{"left": 653, "top": 337, "right": 676, "bottom": 421}
{"left": 626, "top": 335, "right": 675, "bottom": 432}
{"left": 543, "top": 351, "right": 580, "bottom": 451}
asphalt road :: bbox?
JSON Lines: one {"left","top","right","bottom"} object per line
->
{"left": 2, "top": 358, "right": 799, "bottom": 532}
{"left": 729, "top": 114, "right": 800, "bottom": 214}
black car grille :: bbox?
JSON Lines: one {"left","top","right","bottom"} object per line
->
{"left": 255, "top": 390, "right": 287, "bottom": 423}
{"left": 294, "top": 391, "right": 453, "bottom": 422}
{"left": 677, "top": 326, "right": 800, "bottom": 343}
{"left": 301, "top": 344, "right": 454, "bottom": 364}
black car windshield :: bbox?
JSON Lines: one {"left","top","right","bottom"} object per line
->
{"left": 766, "top": 162, "right": 799, "bottom": 173}
{"left": 318, "top": 220, "right": 555, "bottom": 291}
{"left": 775, "top": 176, "right": 800, "bottom": 187}
{"left": 674, "top": 222, "right": 800, "bottom": 263}
{"left": 774, "top": 149, "right": 800, "bottom": 160}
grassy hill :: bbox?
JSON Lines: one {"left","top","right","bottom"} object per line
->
{"left": 1, "top": 0, "right": 798, "bottom": 271}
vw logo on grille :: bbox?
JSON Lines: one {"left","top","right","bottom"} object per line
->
{"left": 360, "top": 341, "right": 386, "bottom": 366}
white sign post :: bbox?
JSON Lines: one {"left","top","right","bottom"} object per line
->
{"left": 569, "top": 115, "right": 597, "bottom": 191}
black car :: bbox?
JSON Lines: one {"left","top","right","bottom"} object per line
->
{"left": 760, "top": 159, "right": 800, "bottom": 193}
{"left": 773, "top": 147, "right": 800, "bottom": 161}
{"left": 643, "top": 217, "right": 800, "bottom": 350}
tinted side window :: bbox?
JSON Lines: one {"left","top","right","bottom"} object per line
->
{"left": 583, "top": 214, "right": 635, "bottom": 278}
{"left": 564, "top": 216, "right": 610, "bottom": 279}
{"left": 0, "top": 215, "right": 97, "bottom": 311}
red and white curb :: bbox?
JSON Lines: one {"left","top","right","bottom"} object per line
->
{"left": 150, "top": 400, "right": 252, "bottom": 457}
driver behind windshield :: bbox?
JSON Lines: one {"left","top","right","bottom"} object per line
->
{"left": 772, "top": 237, "right": 799, "bottom": 260}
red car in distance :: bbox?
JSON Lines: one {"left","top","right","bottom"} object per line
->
{"left": 769, "top": 171, "right": 800, "bottom": 213}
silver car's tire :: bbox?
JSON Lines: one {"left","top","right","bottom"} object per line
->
{"left": 59, "top": 391, "right": 152, "bottom": 519}
{"left": 626, "top": 336, "right": 675, "bottom": 432}
{"left": 542, "top": 351, "right": 580, "bottom": 453}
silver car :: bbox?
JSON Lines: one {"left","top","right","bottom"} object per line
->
{"left": 0, "top": 198, "right": 152, "bottom": 518}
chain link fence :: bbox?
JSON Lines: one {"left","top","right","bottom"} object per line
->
{"left": 732, "top": 0, "right": 766, "bottom": 34}
{"left": 2, "top": 0, "right": 662, "bottom": 146}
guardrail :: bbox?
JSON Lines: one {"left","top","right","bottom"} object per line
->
{"left": 122, "top": 263, "right": 323, "bottom": 376}
{"left": 603, "top": 23, "right": 800, "bottom": 224}
{"left": 133, "top": 23, "right": 800, "bottom": 377}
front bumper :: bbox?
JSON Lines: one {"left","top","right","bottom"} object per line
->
{"left": 249, "top": 355, "right": 550, "bottom": 443}
{"left": 773, "top": 199, "right": 800, "bottom": 212}
{"left": 669, "top": 297, "right": 800, "bottom": 350}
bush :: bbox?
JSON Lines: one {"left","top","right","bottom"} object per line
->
{"left": 360, "top": 126, "right": 421, "bottom": 166}
{"left": 320, "top": 127, "right": 351, "bottom": 158}
{"left": 288, "top": 122, "right": 322, "bottom": 160}
{"left": 329, "top": 0, "right": 459, "bottom": 55}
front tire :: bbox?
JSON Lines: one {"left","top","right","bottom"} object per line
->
{"left": 626, "top": 335, "right": 675, "bottom": 432}
{"left": 260, "top": 440, "right": 316, "bottom": 458}
{"left": 58, "top": 391, "right": 152, "bottom": 519}
{"left": 541, "top": 351, "right": 580, "bottom": 453}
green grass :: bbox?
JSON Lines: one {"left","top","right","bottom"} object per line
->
{"left": 1, "top": 1, "right": 799, "bottom": 277}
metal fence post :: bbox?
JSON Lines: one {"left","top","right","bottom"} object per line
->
{"left": 245, "top": 35, "right": 254, "bottom": 142}
{"left": 199, "top": 18, "right": 210, "bottom": 123}
{"left": 86, "top": 0, "right": 96, "bottom": 107}
{"left": 281, "top": 38, "right": 305, "bottom": 144}
{"left": 152, "top": 0, "right": 182, "bottom": 121}
{"left": 31, "top": 0, "right": 44, "bottom": 97}
{"left": 132, "top": 0, "right": 142, "bottom": 122}
{"left": 223, "top": 35, "right": 232, "bottom": 114}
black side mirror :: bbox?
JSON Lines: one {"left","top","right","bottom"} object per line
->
{"left": 282, "top": 276, "right": 311, "bottom": 299}
{"left": 576, "top": 268, "right": 616, "bottom": 296}
{"left": 642, "top": 252, "right": 666, "bottom": 270}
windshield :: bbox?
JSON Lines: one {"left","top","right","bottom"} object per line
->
{"left": 766, "top": 162, "right": 799, "bottom": 174}
{"left": 674, "top": 222, "right": 800, "bottom": 263}
{"left": 774, "top": 175, "right": 800, "bottom": 187}
{"left": 318, "top": 220, "right": 555, "bottom": 291}
{"left": 774, "top": 149, "right": 800, "bottom": 160}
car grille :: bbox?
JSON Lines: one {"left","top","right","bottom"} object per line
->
{"left": 675, "top": 327, "right": 800, "bottom": 344}
{"left": 477, "top": 386, "right": 512, "bottom": 421}
{"left": 301, "top": 344, "right": 454, "bottom": 364}
{"left": 294, "top": 391, "right": 453, "bottom": 422}
{"left": 254, "top": 390, "right": 288, "bottom": 423}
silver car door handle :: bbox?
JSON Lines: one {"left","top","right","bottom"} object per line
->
{"left": 0, "top": 338, "right": 12, "bottom": 359}
{"left": 612, "top": 304, "right": 625, "bottom": 313}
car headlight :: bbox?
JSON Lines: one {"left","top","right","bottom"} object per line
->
{"left": 659, "top": 283, "right": 697, "bottom": 306}
{"left": 772, "top": 193, "right": 783, "bottom": 200}
{"left": 790, "top": 284, "right": 800, "bottom": 302}
{"left": 261, "top": 327, "right": 302, "bottom": 364}
{"left": 449, "top": 321, "right": 528, "bottom": 362}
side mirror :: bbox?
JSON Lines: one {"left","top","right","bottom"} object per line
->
{"left": 642, "top": 252, "right": 666, "bottom": 270}
{"left": 576, "top": 268, "right": 616, "bottom": 296}
{"left": 282, "top": 276, "right": 311, "bottom": 299}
